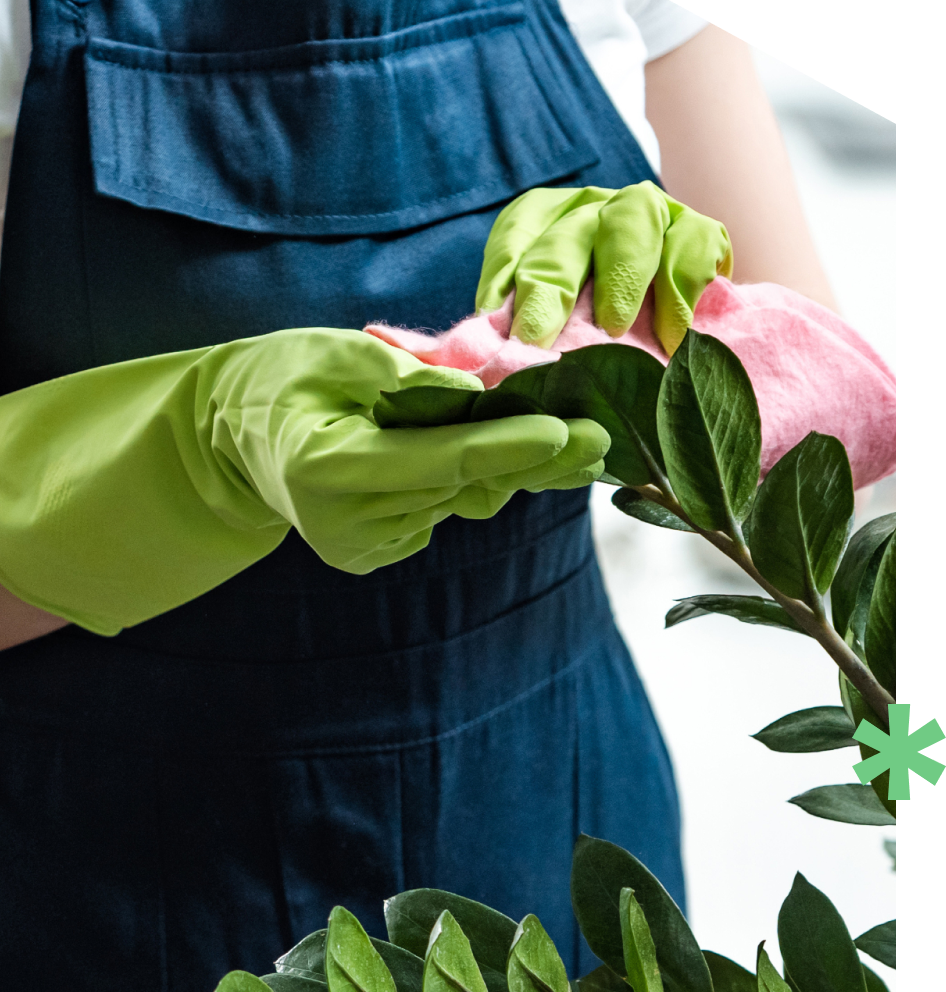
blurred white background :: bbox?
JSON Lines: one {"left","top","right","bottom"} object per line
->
{"left": 590, "top": 48, "right": 896, "bottom": 983}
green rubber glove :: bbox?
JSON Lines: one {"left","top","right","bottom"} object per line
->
{"left": 475, "top": 180, "right": 733, "bottom": 354}
{"left": 0, "top": 328, "right": 609, "bottom": 636}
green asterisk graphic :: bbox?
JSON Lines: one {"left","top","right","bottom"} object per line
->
{"left": 854, "top": 704, "right": 946, "bottom": 800}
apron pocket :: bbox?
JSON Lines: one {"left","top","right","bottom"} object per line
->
{"left": 84, "top": 2, "right": 599, "bottom": 235}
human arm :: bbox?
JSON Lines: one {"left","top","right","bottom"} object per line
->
{"left": 0, "top": 582, "right": 68, "bottom": 651}
{"left": 644, "top": 23, "right": 838, "bottom": 310}
{"left": 0, "top": 328, "right": 609, "bottom": 639}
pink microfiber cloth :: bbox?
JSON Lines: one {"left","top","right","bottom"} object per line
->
{"left": 366, "top": 277, "right": 896, "bottom": 489}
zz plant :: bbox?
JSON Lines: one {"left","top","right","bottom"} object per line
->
{"left": 375, "top": 330, "right": 897, "bottom": 826}
{"left": 214, "top": 835, "right": 894, "bottom": 992}
{"left": 216, "top": 333, "right": 897, "bottom": 991}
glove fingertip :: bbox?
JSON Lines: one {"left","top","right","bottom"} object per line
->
{"left": 653, "top": 317, "right": 687, "bottom": 357}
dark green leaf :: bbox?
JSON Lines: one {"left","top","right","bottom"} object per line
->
{"left": 472, "top": 363, "right": 557, "bottom": 420}
{"left": 574, "top": 965, "right": 627, "bottom": 992}
{"left": 372, "top": 942, "right": 425, "bottom": 992}
{"left": 865, "top": 534, "right": 895, "bottom": 697}
{"left": 542, "top": 345, "right": 666, "bottom": 486}
{"left": 620, "top": 888, "right": 663, "bottom": 992}
{"left": 507, "top": 915, "right": 568, "bottom": 992}
{"left": 423, "top": 911, "right": 489, "bottom": 992}
{"left": 326, "top": 906, "right": 396, "bottom": 992}
{"left": 752, "top": 706, "right": 857, "bottom": 753}
{"left": 756, "top": 943, "right": 791, "bottom": 992}
{"left": 385, "top": 889, "right": 517, "bottom": 992}
{"left": 570, "top": 835, "right": 712, "bottom": 992}
{"left": 476, "top": 346, "right": 667, "bottom": 486}
{"left": 262, "top": 977, "right": 329, "bottom": 992}
{"left": 374, "top": 385, "right": 480, "bottom": 429}
{"left": 611, "top": 489, "right": 695, "bottom": 531}
{"left": 788, "top": 784, "right": 895, "bottom": 825}
{"left": 854, "top": 921, "right": 895, "bottom": 969}
{"left": 830, "top": 514, "right": 895, "bottom": 645}
{"left": 860, "top": 964, "right": 890, "bottom": 992}
{"left": 215, "top": 974, "right": 273, "bottom": 992}
{"left": 746, "top": 432, "right": 854, "bottom": 603}
{"left": 665, "top": 595, "right": 804, "bottom": 634}
{"left": 839, "top": 677, "right": 896, "bottom": 819}
{"left": 598, "top": 471, "right": 627, "bottom": 486}
{"left": 275, "top": 927, "right": 421, "bottom": 992}
{"left": 277, "top": 930, "right": 328, "bottom": 981}
{"left": 777, "top": 873, "right": 867, "bottom": 992}
{"left": 656, "top": 330, "right": 761, "bottom": 533}
{"left": 701, "top": 950, "right": 755, "bottom": 991}
{"left": 883, "top": 839, "right": 896, "bottom": 872}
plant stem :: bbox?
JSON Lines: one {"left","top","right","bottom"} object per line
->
{"left": 632, "top": 485, "right": 893, "bottom": 730}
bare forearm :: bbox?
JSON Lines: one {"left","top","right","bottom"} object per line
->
{"left": 645, "top": 25, "right": 838, "bottom": 311}
{"left": 0, "top": 581, "right": 69, "bottom": 651}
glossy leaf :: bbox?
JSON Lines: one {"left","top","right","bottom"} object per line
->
{"left": 788, "top": 784, "right": 895, "bottom": 825}
{"left": 216, "top": 974, "right": 274, "bottom": 992}
{"left": 656, "top": 329, "right": 761, "bottom": 533}
{"left": 620, "top": 888, "right": 663, "bottom": 992}
{"left": 475, "top": 345, "right": 667, "bottom": 485}
{"left": 506, "top": 915, "right": 568, "bottom": 992}
{"left": 860, "top": 964, "right": 890, "bottom": 992}
{"left": 777, "top": 874, "right": 867, "bottom": 992}
{"left": 752, "top": 707, "right": 857, "bottom": 753}
{"left": 839, "top": 677, "right": 896, "bottom": 819}
{"left": 746, "top": 432, "right": 854, "bottom": 603}
{"left": 385, "top": 889, "right": 517, "bottom": 992}
{"left": 276, "top": 927, "right": 422, "bottom": 992}
{"left": 573, "top": 965, "right": 627, "bottom": 992}
{"left": 472, "top": 363, "right": 557, "bottom": 420}
{"left": 755, "top": 944, "right": 791, "bottom": 992}
{"left": 864, "top": 534, "right": 895, "bottom": 696}
{"left": 701, "top": 950, "right": 755, "bottom": 991}
{"left": 665, "top": 595, "right": 804, "bottom": 634}
{"left": 374, "top": 943, "right": 425, "bottom": 992}
{"left": 854, "top": 921, "right": 895, "bottom": 969}
{"left": 570, "top": 835, "right": 712, "bottom": 992}
{"left": 277, "top": 930, "right": 329, "bottom": 981}
{"left": 262, "top": 977, "right": 330, "bottom": 992}
{"left": 612, "top": 488, "right": 695, "bottom": 532}
{"left": 830, "top": 514, "right": 895, "bottom": 645}
{"left": 423, "top": 911, "right": 489, "bottom": 992}
{"left": 374, "top": 385, "right": 480, "bottom": 429}
{"left": 542, "top": 345, "right": 666, "bottom": 485}
{"left": 326, "top": 906, "right": 397, "bottom": 992}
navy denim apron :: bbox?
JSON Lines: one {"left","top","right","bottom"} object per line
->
{"left": 0, "top": 2, "right": 684, "bottom": 988}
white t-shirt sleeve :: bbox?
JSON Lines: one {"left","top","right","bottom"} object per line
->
{"left": 625, "top": 0, "right": 708, "bottom": 62}
{"left": 0, "top": 0, "right": 29, "bottom": 139}
{"left": 559, "top": 0, "right": 707, "bottom": 174}
{"left": 0, "top": 0, "right": 30, "bottom": 241}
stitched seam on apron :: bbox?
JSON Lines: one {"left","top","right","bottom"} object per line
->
{"left": 96, "top": 546, "right": 599, "bottom": 666}
{"left": 227, "top": 641, "right": 593, "bottom": 758}
{"left": 92, "top": 169, "right": 557, "bottom": 222}
{"left": 0, "top": 605, "right": 613, "bottom": 757}
{"left": 86, "top": 14, "right": 525, "bottom": 74}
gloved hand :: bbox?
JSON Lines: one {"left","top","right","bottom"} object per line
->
{"left": 0, "top": 328, "right": 610, "bottom": 636}
{"left": 475, "top": 180, "right": 733, "bottom": 354}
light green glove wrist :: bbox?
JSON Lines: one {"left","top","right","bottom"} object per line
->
{"left": 475, "top": 180, "right": 733, "bottom": 353}
{"left": 0, "top": 328, "right": 609, "bottom": 635}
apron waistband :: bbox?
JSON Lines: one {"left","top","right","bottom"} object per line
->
{"left": 0, "top": 550, "right": 617, "bottom": 754}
